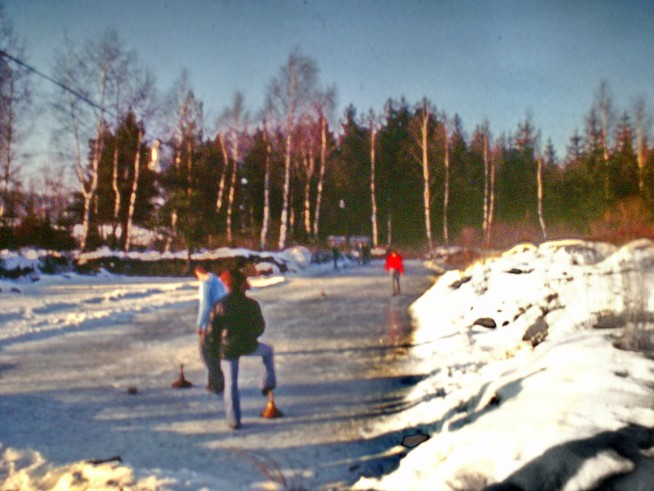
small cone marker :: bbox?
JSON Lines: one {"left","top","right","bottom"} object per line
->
{"left": 171, "top": 363, "right": 193, "bottom": 389}
{"left": 260, "top": 390, "right": 283, "bottom": 418}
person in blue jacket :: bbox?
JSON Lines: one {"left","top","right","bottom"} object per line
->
{"left": 194, "top": 265, "right": 227, "bottom": 393}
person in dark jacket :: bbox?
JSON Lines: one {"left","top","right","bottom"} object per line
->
{"left": 208, "top": 269, "right": 276, "bottom": 430}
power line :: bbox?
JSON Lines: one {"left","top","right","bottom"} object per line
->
{"left": 0, "top": 48, "right": 116, "bottom": 118}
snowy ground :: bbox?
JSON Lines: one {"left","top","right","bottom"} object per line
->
{"left": 3, "top": 239, "right": 654, "bottom": 490}
{"left": 355, "top": 239, "right": 654, "bottom": 491}
{"left": 0, "top": 251, "right": 434, "bottom": 490}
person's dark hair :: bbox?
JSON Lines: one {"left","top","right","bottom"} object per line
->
{"left": 231, "top": 269, "right": 249, "bottom": 292}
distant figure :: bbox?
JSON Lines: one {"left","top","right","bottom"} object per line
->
{"left": 384, "top": 248, "right": 405, "bottom": 296}
{"left": 362, "top": 243, "right": 371, "bottom": 264}
{"left": 209, "top": 269, "right": 277, "bottom": 430}
{"left": 332, "top": 246, "right": 340, "bottom": 270}
{"left": 194, "top": 265, "right": 227, "bottom": 393}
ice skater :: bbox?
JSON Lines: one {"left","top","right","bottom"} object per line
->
{"left": 384, "top": 248, "right": 404, "bottom": 296}
{"left": 208, "top": 269, "right": 278, "bottom": 430}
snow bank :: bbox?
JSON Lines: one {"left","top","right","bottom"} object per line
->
{"left": 356, "top": 239, "right": 654, "bottom": 490}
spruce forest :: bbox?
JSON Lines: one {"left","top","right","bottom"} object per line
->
{"left": 1, "top": 25, "right": 653, "bottom": 254}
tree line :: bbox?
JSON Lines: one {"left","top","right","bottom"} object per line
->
{"left": 1, "top": 19, "right": 653, "bottom": 253}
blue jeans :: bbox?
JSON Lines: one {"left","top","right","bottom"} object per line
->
{"left": 200, "top": 331, "right": 224, "bottom": 391}
{"left": 389, "top": 269, "right": 401, "bottom": 295}
{"left": 221, "top": 342, "right": 276, "bottom": 428}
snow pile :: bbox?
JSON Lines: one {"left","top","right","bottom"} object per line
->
{"left": 355, "top": 239, "right": 654, "bottom": 490}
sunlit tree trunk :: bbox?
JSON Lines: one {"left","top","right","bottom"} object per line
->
{"left": 369, "top": 115, "right": 379, "bottom": 248}
{"left": 0, "top": 67, "right": 16, "bottom": 225}
{"left": 123, "top": 129, "right": 142, "bottom": 251}
{"left": 442, "top": 123, "right": 450, "bottom": 246}
{"left": 537, "top": 156, "right": 547, "bottom": 241}
{"left": 215, "top": 132, "right": 229, "bottom": 213}
{"left": 111, "top": 144, "right": 121, "bottom": 245}
{"left": 634, "top": 97, "right": 648, "bottom": 196}
{"left": 596, "top": 81, "right": 614, "bottom": 200}
{"left": 226, "top": 129, "right": 239, "bottom": 244}
{"left": 313, "top": 112, "right": 328, "bottom": 239}
{"left": 0, "top": 17, "right": 31, "bottom": 227}
{"left": 260, "top": 120, "right": 272, "bottom": 250}
{"left": 300, "top": 125, "right": 316, "bottom": 237}
{"left": 278, "top": 66, "right": 296, "bottom": 250}
{"left": 488, "top": 144, "right": 496, "bottom": 245}
{"left": 78, "top": 65, "right": 108, "bottom": 251}
{"left": 414, "top": 100, "right": 433, "bottom": 251}
{"left": 482, "top": 123, "right": 493, "bottom": 247}
{"left": 266, "top": 50, "right": 319, "bottom": 250}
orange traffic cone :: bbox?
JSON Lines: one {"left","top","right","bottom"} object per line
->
{"left": 260, "top": 390, "right": 283, "bottom": 418}
{"left": 171, "top": 364, "right": 193, "bottom": 389}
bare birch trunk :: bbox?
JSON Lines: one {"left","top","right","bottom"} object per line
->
{"left": 0, "top": 77, "right": 15, "bottom": 224}
{"left": 79, "top": 137, "right": 102, "bottom": 251}
{"left": 165, "top": 210, "right": 177, "bottom": 253}
{"left": 260, "top": 124, "right": 272, "bottom": 250}
{"left": 387, "top": 197, "right": 392, "bottom": 247}
{"left": 601, "top": 111, "right": 610, "bottom": 200}
{"left": 111, "top": 145, "right": 121, "bottom": 245}
{"left": 536, "top": 156, "right": 547, "bottom": 241}
{"left": 597, "top": 82, "right": 613, "bottom": 200}
{"left": 370, "top": 124, "right": 379, "bottom": 248}
{"left": 637, "top": 126, "right": 647, "bottom": 195}
{"left": 226, "top": 130, "right": 239, "bottom": 244}
{"left": 278, "top": 71, "right": 296, "bottom": 250}
{"left": 442, "top": 126, "right": 450, "bottom": 246}
{"left": 634, "top": 99, "right": 647, "bottom": 195}
{"left": 185, "top": 141, "right": 193, "bottom": 196}
{"left": 482, "top": 127, "right": 490, "bottom": 246}
{"left": 488, "top": 143, "right": 496, "bottom": 244}
{"left": 124, "top": 129, "right": 142, "bottom": 251}
{"left": 313, "top": 114, "right": 327, "bottom": 239}
{"left": 302, "top": 144, "right": 315, "bottom": 237}
{"left": 79, "top": 67, "right": 108, "bottom": 251}
{"left": 419, "top": 108, "right": 433, "bottom": 250}
{"left": 215, "top": 133, "right": 229, "bottom": 213}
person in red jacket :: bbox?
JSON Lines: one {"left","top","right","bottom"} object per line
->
{"left": 384, "top": 248, "right": 404, "bottom": 296}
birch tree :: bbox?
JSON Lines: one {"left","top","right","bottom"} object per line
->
{"left": 536, "top": 155, "right": 547, "bottom": 240}
{"left": 633, "top": 96, "right": 650, "bottom": 196}
{"left": 50, "top": 29, "right": 154, "bottom": 250}
{"left": 441, "top": 116, "right": 450, "bottom": 246}
{"left": 312, "top": 87, "right": 335, "bottom": 239}
{"left": 215, "top": 132, "right": 229, "bottom": 213}
{"left": 266, "top": 49, "right": 318, "bottom": 249}
{"left": 216, "top": 92, "right": 247, "bottom": 244}
{"left": 410, "top": 98, "right": 435, "bottom": 250}
{"left": 595, "top": 80, "right": 615, "bottom": 200}
{"left": 162, "top": 70, "right": 204, "bottom": 251}
{"left": 481, "top": 122, "right": 495, "bottom": 246}
{"left": 297, "top": 114, "right": 318, "bottom": 238}
{"left": 259, "top": 115, "right": 273, "bottom": 250}
{"left": 107, "top": 43, "right": 155, "bottom": 248}
{"left": 0, "top": 9, "right": 31, "bottom": 225}
{"left": 123, "top": 128, "right": 142, "bottom": 250}
{"left": 51, "top": 34, "right": 112, "bottom": 250}
{"left": 366, "top": 109, "right": 381, "bottom": 248}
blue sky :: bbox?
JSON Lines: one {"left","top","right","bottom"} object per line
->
{"left": 6, "top": 0, "right": 654, "bottom": 176}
